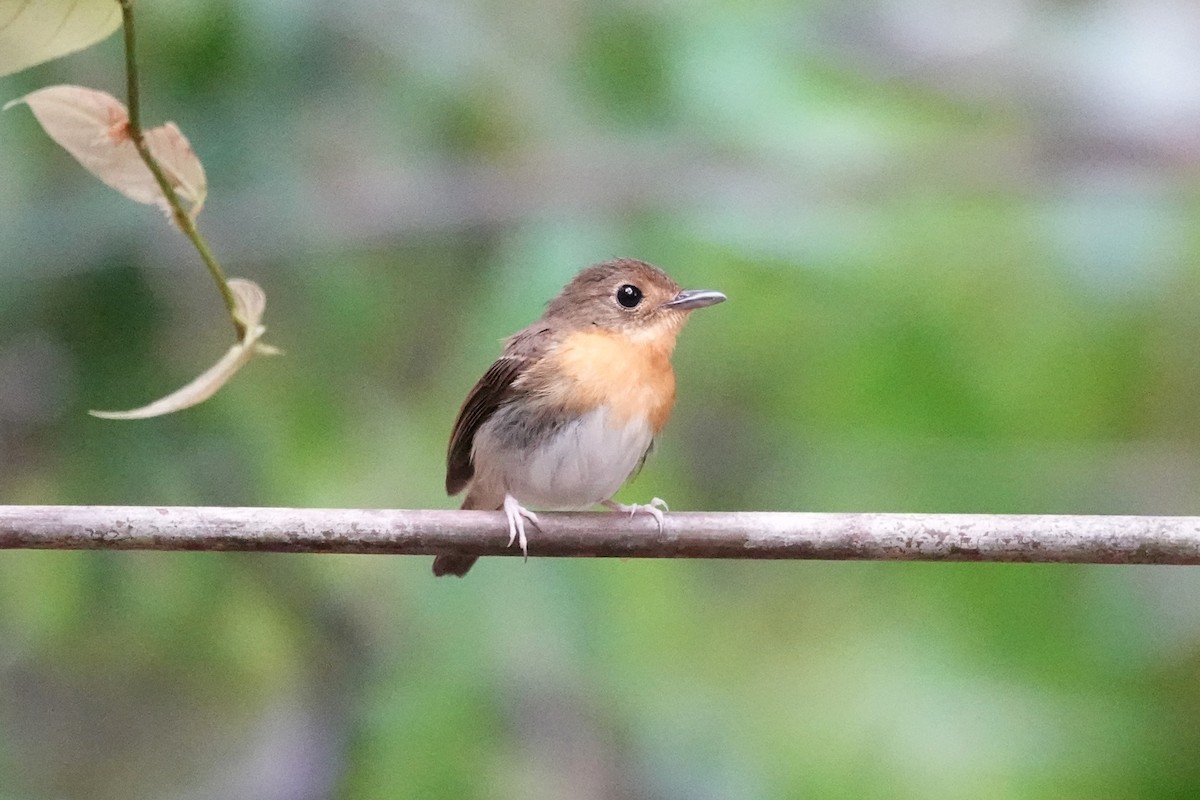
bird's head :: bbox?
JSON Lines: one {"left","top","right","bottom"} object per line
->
{"left": 544, "top": 259, "right": 725, "bottom": 344}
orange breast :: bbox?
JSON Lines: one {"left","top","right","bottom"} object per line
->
{"left": 530, "top": 329, "right": 677, "bottom": 433}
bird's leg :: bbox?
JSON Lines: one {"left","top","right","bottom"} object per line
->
{"left": 603, "top": 497, "right": 669, "bottom": 533}
{"left": 503, "top": 493, "right": 540, "bottom": 561}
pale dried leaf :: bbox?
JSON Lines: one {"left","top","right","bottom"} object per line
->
{"left": 0, "top": 0, "right": 121, "bottom": 79}
{"left": 228, "top": 278, "right": 266, "bottom": 330}
{"left": 144, "top": 121, "right": 207, "bottom": 218}
{"left": 5, "top": 85, "right": 207, "bottom": 219}
{"left": 88, "top": 334, "right": 261, "bottom": 420}
{"left": 90, "top": 279, "right": 275, "bottom": 420}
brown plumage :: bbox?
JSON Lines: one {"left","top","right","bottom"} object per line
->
{"left": 435, "top": 258, "right": 725, "bottom": 577}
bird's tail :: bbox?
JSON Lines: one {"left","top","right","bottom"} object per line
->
{"left": 432, "top": 552, "right": 477, "bottom": 577}
{"left": 432, "top": 492, "right": 495, "bottom": 577}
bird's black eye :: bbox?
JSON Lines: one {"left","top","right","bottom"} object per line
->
{"left": 616, "top": 284, "right": 643, "bottom": 309}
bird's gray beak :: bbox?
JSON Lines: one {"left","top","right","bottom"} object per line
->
{"left": 662, "top": 289, "right": 726, "bottom": 311}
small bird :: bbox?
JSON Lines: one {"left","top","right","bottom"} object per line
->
{"left": 434, "top": 258, "right": 725, "bottom": 577}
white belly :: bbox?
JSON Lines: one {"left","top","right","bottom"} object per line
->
{"left": 472, "top": 406, "right": 653, "bottom": 509}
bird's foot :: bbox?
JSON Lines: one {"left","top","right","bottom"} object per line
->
{"left": 503, "top": 494, "right": 540, "bottom": 561}
{"left": 603, "top": 497, "right": 669, "bottom": 532}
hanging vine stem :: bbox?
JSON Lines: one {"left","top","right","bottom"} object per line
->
{"left": 116, "top": 0, "right": 242, "bottom": 338}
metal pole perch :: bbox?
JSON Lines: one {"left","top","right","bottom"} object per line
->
{"left": 0, "top": 506, "right": 1198, "bottom": 564}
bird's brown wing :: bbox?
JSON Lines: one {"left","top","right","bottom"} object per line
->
{"left": 445, "top": 327, "right": 550, "bottom": 496}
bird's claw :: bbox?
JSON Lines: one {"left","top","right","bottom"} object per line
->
{"left": 604, "top": 497, "right": 669, "bottom": 533}
{"left": 503, "top": 494, "right": 539, "bottom": 561}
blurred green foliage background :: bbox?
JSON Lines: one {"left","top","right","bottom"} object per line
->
{"left": 4, "top": 0, "right": 1200, "bottom": 797}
